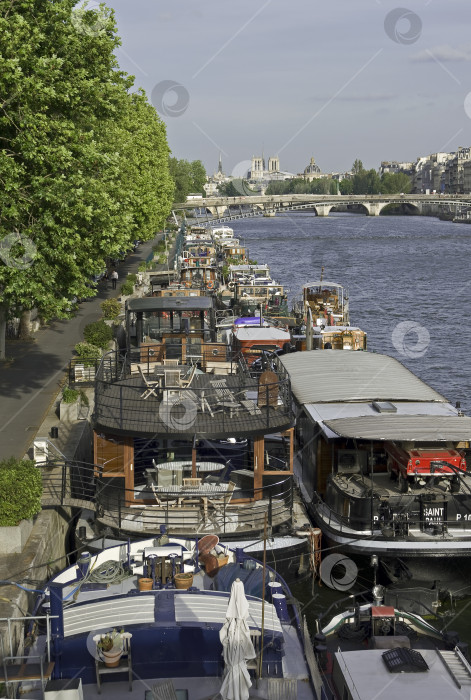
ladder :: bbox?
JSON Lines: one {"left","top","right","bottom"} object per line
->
{"left": 438, "top": 647, "right": 471, "bottom": 688}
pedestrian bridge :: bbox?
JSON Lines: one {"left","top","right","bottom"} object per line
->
{"left": 173, "top": 193, "right": 471, "bottom": 220}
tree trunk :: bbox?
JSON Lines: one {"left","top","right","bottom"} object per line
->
{"left": 19, "top": 309, "right": 32, "bottom": 340}
{"left": 0, "top": 303, "right": 7, "bottom": 359}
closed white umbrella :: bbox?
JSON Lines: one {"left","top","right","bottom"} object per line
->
{"left": 219, "top": 578, "right": 256, "bottom": 700}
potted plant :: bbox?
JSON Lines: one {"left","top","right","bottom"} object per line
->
{"left": 59, "top": 387, "right": 89, "bottom": 421}
{"left": 95, "top": 628, "right": 125, "bottom": 667}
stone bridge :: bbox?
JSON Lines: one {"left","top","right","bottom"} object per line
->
{"left": 173, "top": 193, "right": 471, "bottom": 220}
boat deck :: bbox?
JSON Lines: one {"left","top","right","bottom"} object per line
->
{"left": 332, "top": 471, "right": 471, "bottom": 498}
{"left": 16, "top": 541, "right": 316, "bottom": 700}
{"left": 94, "top": 373, "right": 292, "bottom": 438}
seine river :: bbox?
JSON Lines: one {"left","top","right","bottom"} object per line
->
{"left": 231, "top": 212, "right": 471, "bottom": 413}
{"left": 229, "top": 212, "right": 471, "bottom": 639}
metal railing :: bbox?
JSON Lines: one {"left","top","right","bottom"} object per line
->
{"left": 313, "top": 495, "right": 471, "bottom": 537}
{"left": 93, "top": 350, "right": 293, "bottom": 436}
{"left": 68, "top": 356, "right": 102, "bottom": 387}
{"left": 39, "top": 460, "right": 294, "bottom": 536}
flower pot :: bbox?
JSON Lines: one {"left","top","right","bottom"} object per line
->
{"left": 199, "top": 553, "right": 228, "bottom": 578}
{"left": 138, "top": 577, "right": 153, "bottom": 591}
{"left": 102, "top": 647, "right": 123, "bottom": 668}
{"left": 174, "top": 572, "right": 194, "bottom": 590}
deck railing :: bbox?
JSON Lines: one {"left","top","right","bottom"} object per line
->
{"left": 93, "top": 350, "right": 293, "bottom": 437}
{"left": 39, "top": 460, "right": 294, "bottom": 536}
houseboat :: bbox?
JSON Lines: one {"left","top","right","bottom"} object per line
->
{"left": 179, "top": 236, "right": 218, "bottom": 290}
{"left": 3, "top": 537, "right": 320, "bottom": 699}
{"left": 210, "top": 225, "right": 235, "bottom": 241}
{"left": 279, "top": 350, "right": 471, "bottom": 579}
{"left": 317, "top": 584, "right": 471, "bottom": 700}
{"left": 55, "top": 294, "right": 312, "bottom": 579}
{"left": 299, "top": 281, "right": 350, "bottom": 327}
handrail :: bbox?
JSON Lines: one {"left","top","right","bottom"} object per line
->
{"left": 40, "top": 460, "right": 295, "bottom": 535}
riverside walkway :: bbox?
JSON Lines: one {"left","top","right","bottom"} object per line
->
{"left": 0, "top": 236, "right": 169, "bottom": 462}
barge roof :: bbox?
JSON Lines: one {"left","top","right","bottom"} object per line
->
{"left": 126, "top": 296, "right": 213, "bottom": 312}
{"left": 304, "top": 401, "right": 463, "bottom": 440}
{"left": 324, "top": 414, "right": 471, "bottom": 441}
{"left": 280, "top": 351, "right": 446, "bottom": 404}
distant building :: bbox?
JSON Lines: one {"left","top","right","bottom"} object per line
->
{"left": 409, "top": 150, "right": 469, "bottom": 194}
{"left": 204, "top": 154, "right": 228, "bottom": 196}
{"left": 299, "top": 157, "right": 348, "bottom": 184}
{"left": 302, "top": 157, "right": 322, "bottom": 181}
{"left": 445, "top": 147, "right": 471, "bottom": 194}
{"left": 379, "top": 161, "right": 414, "bottom": 176}
{"left": 247, "top": 155, "right": 294, "bottom": 183}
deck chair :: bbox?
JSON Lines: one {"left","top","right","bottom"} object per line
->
{"left": 209, "top": 379, "right": 237, "bottom": 402}
{"left": 164, "top": 370, "right": 182, "bottom": 389}
{"left": 246, "top": 629, "right": 262, "bottom": 678}
{"left": 181, "top": 364, "right": 197, "bottom": 387}
{"left": 150, "top": 483, "right": 177, "bottom": 508}
{"left": 208, "top": 481, "right": 235, "bottom": 513}
{"left": 240, "top": 399, "right": 262, "bottom": 416}
{"left": 163, "top": 358, "right": 179, "bottom": 367}
{"left": 138, "top": 365, "right": 160, "bottom": 400}
{"left": 182, "top": 477, "right": 202, "bottom": 488}
{"left": 149, "top": 679, "right": 178, "bottom": 700}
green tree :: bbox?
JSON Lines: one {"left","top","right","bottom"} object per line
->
{"left": 352, "top": 159, "right": 364, "bottom": 175}
{"left": 190, "top": 160, "right": 207, "bottom": 195}
{"left": 365, "top": 169, "right": 382, "bottom": 194}
{"left": 339, "top": 179, "right": 353, "bottom": 195}
{"left": 381, "top": 172, "right": 411, "bottom": 194}
{"left": 0, "top": 0, "right": 173, "bottom": 358}
{"left": 169, "top": 158, "right": 207, "bottom": 201}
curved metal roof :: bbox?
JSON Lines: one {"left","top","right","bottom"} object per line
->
{"left": 324, "top": 415, "right": 471, "bottom": 441}
{"left": 126, "top": 297, "right": 213, "bottom": 312}
{"left": 280, "top": 351, "right": 446, "bottom": 404}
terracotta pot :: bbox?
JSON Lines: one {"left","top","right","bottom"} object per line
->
{"left": 138, "top": 577, "right": 153, "bottom": 591}
{"left": 200, "top": 553, "right": 229, "bottom": 578}
{"left": 102, "top": 647, "right": 123, "bottom": 668}
{"left": 174, "top": 573, "right": 194, "bottom": 590}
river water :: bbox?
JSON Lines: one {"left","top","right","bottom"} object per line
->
{"left": 229, "top": 212, "right": 471, "bottom": 639}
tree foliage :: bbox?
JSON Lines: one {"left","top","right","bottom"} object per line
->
{"left": 0, "top": 458, "right": 42, "bottom": 526}
{"left": 168, "top": 158, "right": 207, "bottom": 201}
{"left": 0, "top": 0, "right": 174, "bottom": 357}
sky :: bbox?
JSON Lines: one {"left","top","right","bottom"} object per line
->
{"left": 86, "top": 0, "right": 471, "bottom": 177}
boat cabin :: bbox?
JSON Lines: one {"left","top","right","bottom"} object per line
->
{"left": 294, "top": 326, "right": 367, "bottom": 351}
{"left": 232, "top": 326, "right": 292, "bottom": 365}
{"left": 234, "top": 283, "right": 288, "bottom": 318}
{"left": 126, "top": 296, "right": 215, "bottom": 350}
{"left": 302, "top": 281, "right": 349, "bottom": 326}
{"left": 228, "top": 264, "right": 272, "bottom": 286}
{"left": 281, "top": 351, "right": 471, "bottom": 552}
{"left": 211, "top": 225, "right": 234, "bottom": 240}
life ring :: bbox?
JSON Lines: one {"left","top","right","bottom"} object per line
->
{"left": 228, "top": 282, "right": 235, "bottom": 290}
{"left": 207, "top": 280, "right": 215, "bottom": 290}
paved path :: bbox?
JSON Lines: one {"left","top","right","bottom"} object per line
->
{"left": 0, "top": 236, "right": 166, "bottom": 461}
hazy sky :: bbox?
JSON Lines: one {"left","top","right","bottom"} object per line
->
{"left": 91, "top": 0, "right": 470, "bottom": 176}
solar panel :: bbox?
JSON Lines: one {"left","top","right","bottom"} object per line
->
{"left": 382, "top": 647, "right": 429, "bottom": 673}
